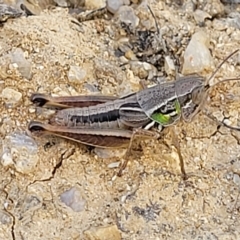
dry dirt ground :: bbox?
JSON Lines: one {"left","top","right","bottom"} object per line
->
{"left": 0, "top": 1, "right": 240, "bottom": 239}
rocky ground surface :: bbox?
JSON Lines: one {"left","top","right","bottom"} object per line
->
{"left": 0, "top": 0, "right": 240, "bottom": 239}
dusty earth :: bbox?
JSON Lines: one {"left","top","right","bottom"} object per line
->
{"left": 0, "top": 0, "right": 240, "bottom": 239}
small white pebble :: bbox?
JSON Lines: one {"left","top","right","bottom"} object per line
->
{"left": 107, "top": 161, "right": 121, "bottom": 168}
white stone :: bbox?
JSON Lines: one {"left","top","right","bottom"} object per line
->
{"left": 107, "top": 0, "right": 124, "bottom": 14}
{"left": 0, "top": 132, "right": 38, "bottom": 173}
{"left": 85, "top": 0, "right": 106, "bottom": 9}
{"left": 1, "top": 87, "right": 22, "bottom": 108}
{"left": 1, "top": 151, "right": 13, "bottom": 166}
{"left": 164, "top": 56, "right": 176, "bottom": 75}
{"left": 182, "top": 31, "right": 214, "bottom": 75}
{"left": 107, "top": 161, "right": 121, "bottom": 168}
{"left": 68, "top": 66, "right": 87, "bottom": 83}
{"left": 116, "top": 5, "right": 139, "bottom": 29}
{"left": 9, "top": 48, "right": 32, "bottom": 79}
{"left": 60, "top": 187, "right": 86, "bottom": 212}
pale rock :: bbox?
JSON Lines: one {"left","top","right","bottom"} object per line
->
{"left": 203, "top": 0, "right": 224, "bottom": 17}
{"left": 94, "top": 147, "right": 126, "bottom": 159}
{"left": 60, "top": 187, "right": 86, "bottom": 212}
{"left": 212, "top": 19, "right": 228, "bottom": 31}
{"left": 1, "top": 87, "right": 22, "bottom": 108}
{"left": 1, "top": 151, "right": 13, "bottom": 166}
{"left": 123, "top": 0, "right": 130, "bottom": 4}
{"left": 0, "top": 132, "right": 38, "bottom": 174}
{"left": 9, "top": 48, "right": 32, "bottom": 79}
{"left": 85, "top": 0, "right": 106, "bottom": 9}
{"left": 124, "top": 50, "right": 137, "bottom": 60}
{"left": 53, "top": 0, "right": 69, "bottom": 7}
{"left": 233, "top": 174, "right": 240, "bottom": 186}
{"left": 182, "top": 31, "right": 214, "bottom": 75}
{"left": 116, "top": 5, "right": 139, "bottom": 29}
{"left": 164, "top": 56, "right": 176, "bottom": 76}
{"left": 129, "top": 61, "right": 157, "bottom": 79}
{"left": 225, "top": 12, "right": 240, "bottom": 30}
{"left": 119, "top": 56, "right": 129, "bottom": 64}
{"left": 68, "top": 66, "right": 87, "bottom": 83}
{"left": 0, "top": 4, "right": 22, "bottom": 22}
{"left": 0, "top": 210, "right": 12, "bottom": 225}
{"left": 84, "top": 225, "right": 122, "bottom": 240}
{"left": 183, "top": 0, "right": 196, "bottom": 13}
{"left": 107, "top": 0, "right": 124, "bottom": 14}
{"left": 107, "top": 161, "right": 121, "bottom": 168}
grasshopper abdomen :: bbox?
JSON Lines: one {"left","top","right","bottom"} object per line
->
{"left": 49, "top": 94, "right": 151, "bottom": 129}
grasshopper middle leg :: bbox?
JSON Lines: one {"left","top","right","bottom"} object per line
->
{"left": 117, "top": 128, "right": 160, "bottom": 176}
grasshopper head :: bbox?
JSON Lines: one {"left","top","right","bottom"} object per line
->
{"left": 175, "top": 75, "right": 206, "bottom": 122}
{"left": 180, "top": 49, "right": 240, "bottom": 123}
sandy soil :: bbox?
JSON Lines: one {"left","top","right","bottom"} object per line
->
{"left": 0, "top": 1, "right": 240, "bottom": 239}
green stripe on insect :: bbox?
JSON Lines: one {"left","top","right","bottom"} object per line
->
{"left": 151, "top": 100, "right": 181, "bottom": 125}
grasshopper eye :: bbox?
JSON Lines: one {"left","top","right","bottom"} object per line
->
{"left": 191, "top": 86, "right": 205, "bottom": 105}
{"left": 181, "top": 86, "right": 207, "bottom": 122}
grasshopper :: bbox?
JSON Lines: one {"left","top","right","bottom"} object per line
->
{"left": 28, "top": 50, "right": 240, "bottom": 178}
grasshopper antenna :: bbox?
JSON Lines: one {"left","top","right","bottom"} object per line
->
{"left": 207, "top": 75, "right": 240, "bottom": 131}
{"left": 205, "top": 50, "right": 240, "bottom": 92}
{"left": 212, "top": 77, "right": 240, "bottom": 88}
{"left": 206, "top": 49, "right": 239, "bottom": 86}
{"left": 202, "top": 49, "right": 240, "bottom": 131}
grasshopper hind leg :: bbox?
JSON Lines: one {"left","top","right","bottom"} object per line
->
{"left": 28, "top": 121, "right": 47, "bottom": 133}
{"left": 30, "top": 93, "right": 118, "bottom": 109}
{"left": 31, "top": 94, "right": 50, "bottom": 107}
